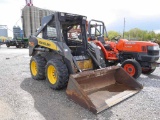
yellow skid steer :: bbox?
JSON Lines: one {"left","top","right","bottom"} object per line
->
{"left": 29, "top": 12, "right": 143, "bottom": 114}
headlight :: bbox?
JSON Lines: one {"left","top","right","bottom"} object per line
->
{"left": 148, "top": 45, "right": 159, "bottom": 50}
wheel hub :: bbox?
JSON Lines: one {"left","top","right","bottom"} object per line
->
{"left": 47, "top": 65, "right": 57, "bottom": 84}
{"left": 124, "top": 64, "right": 135, "bottom": 76}
{"left": 31, "top": 61, "right": 37, "bottom": 76}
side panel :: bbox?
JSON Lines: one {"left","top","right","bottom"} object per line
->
{"left": 37, "top": 38, "right": 60, "bottom": 51}
{"left": 117, "top": 39, "right": 159, "bottom": 53}
{"left": 29, "top": 37, "right": 61, "bottom": 56}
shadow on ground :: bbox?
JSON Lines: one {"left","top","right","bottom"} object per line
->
{"left": 147, "top": 74, "right": 160, "bottom": 79}
{"left": 20, "top": 78, "right": 112, "bottom": 120}
{"left": 137, "top": 74, "right": 160, "bottom": 88}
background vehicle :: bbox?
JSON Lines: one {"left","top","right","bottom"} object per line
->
{"left": 88, "top": 19, "right": 160, "bottom": 78}
{"left": 6, "top": 37, "right": 28, "bottom": 48}
{"left": 29, "top": 12, "right": 142, "bottom": 114}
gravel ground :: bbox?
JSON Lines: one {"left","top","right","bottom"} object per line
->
{"left": 0, "top": 44, "right": 160, "bottom": 120}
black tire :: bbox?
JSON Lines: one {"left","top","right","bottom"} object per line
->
{"left": 21, "top": 44, "right": 25, "bottom": 48}
{"left": 45, "top": 59, "right": 69, "bottom": 90}
{"left": 7, "top": 45, "right": 10, "bottom": 48}
{"left": 121, "top": 59, "right": 142, "bottom": 79}
{"left": 21, "top": 43, "right": 28, "bottom": 48}
{"left": 30, "top": 56, "right": 46, "bottom": 80}
{"left": 24, "top": 44, "right": 28, "bottom": 48}
{"left": 16, "top": 45, "right": 20, "bottom": 48}
{"left": 142, "top": 68, "right": 156, "bottom": 74}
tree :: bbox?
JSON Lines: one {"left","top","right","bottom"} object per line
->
{"left": 108, "top": 28, "right": 160, "bottom": 42}
{"left": 108, "top": 31, "right": 120, "bottom": 40}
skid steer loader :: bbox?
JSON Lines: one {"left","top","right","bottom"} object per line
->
{"left": 29, "top": 12, "right": 143, "bottom": 114}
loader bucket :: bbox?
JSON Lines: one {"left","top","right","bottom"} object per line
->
{"left": 66, "top": 66, "right": 143, "bottom": 114}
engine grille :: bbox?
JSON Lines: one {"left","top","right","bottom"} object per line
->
{"left": 148, "top": 50, "right": 159, "bottom": 55}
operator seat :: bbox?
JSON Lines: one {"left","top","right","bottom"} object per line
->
{"left": 97, "top": 37, "right": 112, "bottom": 51}
{"left": 89, "top": 36, "right": 96, "bottom": 41}
{"left": 97, "top": 36, "right": 105, "bottom": 44}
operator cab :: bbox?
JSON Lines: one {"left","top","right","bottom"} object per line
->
{"left": 36, "top": 12, "right": 88, "bottom": 56}
{"left": 88, "top": 20, "right": 113, "bottom": 50}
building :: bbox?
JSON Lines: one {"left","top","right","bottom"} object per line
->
{"left": 22, "top": 6, "right": 54, "bottom": 38}
{"left": 13, "top": 26, "right": 21, "bottom": 38}
{"left": 0, "top": 25, "right": 8, "bottom": 37}
{"left": 20, "top": 30, "right": 24, "bottom": 38}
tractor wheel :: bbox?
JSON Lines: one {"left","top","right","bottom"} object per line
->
{"left": 142, "top": 68, "right": 156, "bottom": 75}
{"left": 122, "top": 59, "right": 142, "bottom": 79}
{"left": 45, "top": 59, "right": 69, "bottom": 90}
{"left": 30, "top": 56, "right": 46, "bottom": 80}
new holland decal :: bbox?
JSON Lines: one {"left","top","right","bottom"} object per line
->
{"left": 38, "top": 41, "right": 51, "bottom": 47}
{"left": 37, "top": 38, "right": 59, "bottom": 51}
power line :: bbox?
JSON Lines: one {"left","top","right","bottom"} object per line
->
{"left": 123, "top": 18, "right": 125, "bottom": 38}
{"left": 14, "top": 17, "right": 21, "bottom": 26}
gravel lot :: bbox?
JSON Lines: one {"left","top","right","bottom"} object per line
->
{"left": 0, "top": 44, "right": 160, "bottom": 120}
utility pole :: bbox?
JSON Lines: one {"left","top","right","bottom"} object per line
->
{"left": 123, "top": 18, "right": 125, "bottom": 38}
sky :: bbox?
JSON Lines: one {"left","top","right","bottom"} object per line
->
{"left": 0, "top": 0, "right": 160, "bottom": 37}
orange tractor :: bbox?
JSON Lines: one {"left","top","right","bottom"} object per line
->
{"left": 87, "top": 20, "right": 160, "bottom": 78}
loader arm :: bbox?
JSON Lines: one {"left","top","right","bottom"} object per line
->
{"left": 35, "top": 15, "right": 54, "bottom": 37}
